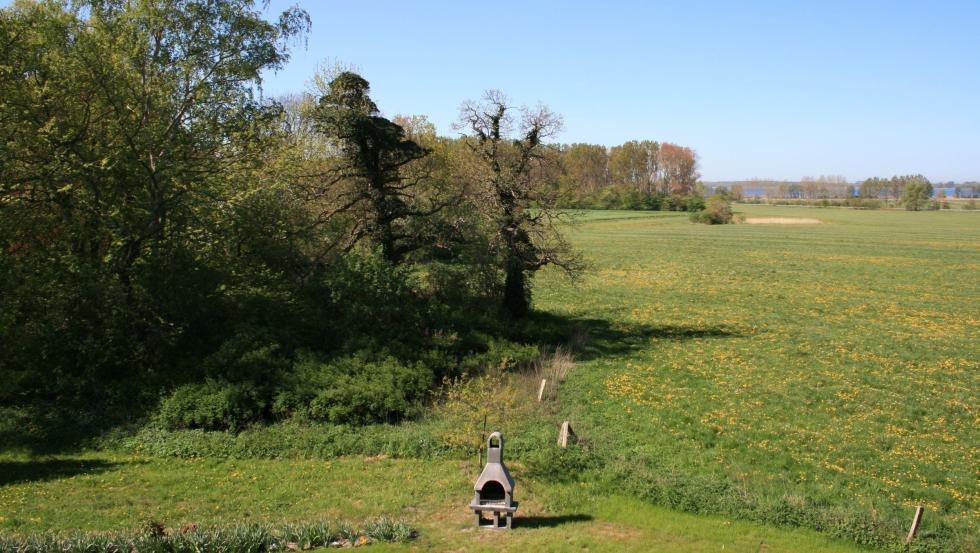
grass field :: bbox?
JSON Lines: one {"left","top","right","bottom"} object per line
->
{"left": 1, "top": 205, "right": 977, "bottom": 551}
{"left": 536, "top": 205, "right": 979, "bottom": 548}
{"left": 0, "top": 453, "right": 866, "bottom": 552}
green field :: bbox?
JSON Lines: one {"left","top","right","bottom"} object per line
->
{"left": 2, "top": 206, "right": 977, "bottom": 551}
{"left": 0, "top": 453, "right": 867, "bottom": 552}
{"left": 536, "top": 205, "right": 979, "bottom": 547}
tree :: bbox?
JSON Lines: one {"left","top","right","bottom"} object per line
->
{"left": 729, "top": 184, "right": 744, "bottom": 201}
{"left": 0, "top": 0, "right": 308, "bottom": 282}
{"left": 310, "top": 72, "right": 436, "bottom": 264}
{"left": 456, "top": 91, "right": 581, "bottom": 318}
{"left": 562, "top": 143, "right": 610, "bottom": 192}
{"left": 0, "top": 0, "right": 309, "bottom": 424}
{"left": 902, "top": 176, "right": 933, "bottom": 211}
{"left": 658, "top": 143, "right": 699, "bottom": 194}
{"left": 860, "top": 177, "right": 886, "bottom": 198}
{"left": 610, "top": 140, "right": 659, "bottom": 194}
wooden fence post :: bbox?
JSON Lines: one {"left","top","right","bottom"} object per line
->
{"left": 905, "top": 505, "right": 924, "bottom": 544}
{"left": 558, "top": 421, "right": 576, "bottom": 448}
{"left": 537, "top": 379, "right": 547, "bottom": 402}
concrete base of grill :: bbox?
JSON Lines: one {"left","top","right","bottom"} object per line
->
{"left": 469, "top": 501, "right": 518, "bottom": 529}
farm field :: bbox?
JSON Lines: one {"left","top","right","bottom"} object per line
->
{"left": 535, "top": 205, "right": 979, "bottom": 548}
{"left": 1, "top": 206, "right": 977, "bottom": 551}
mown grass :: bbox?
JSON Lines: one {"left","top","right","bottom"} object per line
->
{"left": 536, "top": 205, "right": 979, "bottom": 549}
{"left": 0, "top": 453, "right": 866, "bottom": 552}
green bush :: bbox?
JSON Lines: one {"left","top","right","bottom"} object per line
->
{"left": 155, "top": 380, "right": 265, "bottom": 432}
{"left": 686, "top": 195, "right": 706, "bottom": 212}
{"left": 284, "top": 353, "right": 433, "bottom": 425}
{"left": 362, "top": 516, "right": 416, "bottom": 542}
{"left": 690, "top": 195, "right": 734, "bottom": 224}
{"left": 458, "top": 335, "right": 540, "bottom": 373}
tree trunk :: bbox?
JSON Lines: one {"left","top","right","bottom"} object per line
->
{"left": 503, "top": 258, "right": 528, "bottom": 318}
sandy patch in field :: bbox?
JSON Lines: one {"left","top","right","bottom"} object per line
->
{"left": 744, "top": 217, "right": 822, "bottom": 224}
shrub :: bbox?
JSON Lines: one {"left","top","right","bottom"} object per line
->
{"left": 458, "top": 336, "right": 540, "bottom": 374}
{"left": 363, "top": 516, "right": 416, "bottom": 542}
{"left": 662, "top": 194, "right": 685, "bottom": 211}
{"left": 290, "top": 353, "right": 433, "bottom": 425}
{"left": 686, "top": 195, "right": 706, "bottom": 212}
{"left": 0, "top": 520, "right": 415, "bottom": 552}
{"left": 433, "top": 369, "right": 528, "bottom": 461}
{"left": 155, "top": 380, "right": 265, "bottom": 432}
{"left": 690, "top": 195, "right": 734, "bottom": 224}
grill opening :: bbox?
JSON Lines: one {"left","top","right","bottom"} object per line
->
{"left": 479, "top": 480, "right": 505, "bottom": 503}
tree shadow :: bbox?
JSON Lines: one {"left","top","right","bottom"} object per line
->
{"left": 0, "top": 308, "right": 744, "bottom": 455}
{"left": 517, "top": 514, "right": 593, "bottom": 528}
{"left": 0, "top": 458, "right": 128, "bottom": 486}
{"left": 520, "top": 311, "right": 745, "bottom": 363}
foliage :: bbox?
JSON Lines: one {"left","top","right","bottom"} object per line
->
{"left": 362, "top": 516, "right": 416, "bottom": 542}
{"left": 293, "top": 353, "right": 433, "bottom": 425}
{"left": 0, "top": 519, "right": 414, "bottom": 552}
{"left": 0, "top": 0, "right": 309, "bottom": 438}
{"left": 689, "top": 195, "right": 734, "bottom": 224}
{"left": 155, "top": 381, "right": 266, "bottom": 432}
{"left": 432, "top": 370, "right": 529, "bottom": 461}
{"left": 902, "top": 178, "right": 934, "bottom": 210}
{"left": 307, "top": 72, "right": 437, "bottom": 264}
{"left": 456, "top": 90, "right": 582, "bottom": 317}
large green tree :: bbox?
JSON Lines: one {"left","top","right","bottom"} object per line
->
{"left": 0, "top": 0, "right": 308, "bottom": 425}
{"left": 457, "top": 90, "right": 581, "bottom": 318}
{"left": 310, "top": 72, "right": 440, "bottom": 264}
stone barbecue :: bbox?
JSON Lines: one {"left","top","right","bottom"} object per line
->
{"left": 469, "top": 431, "right": 517, "bottom": 529}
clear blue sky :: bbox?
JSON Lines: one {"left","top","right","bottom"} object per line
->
{"left": 258, "top": 0, "right": 979, "bottom": 182}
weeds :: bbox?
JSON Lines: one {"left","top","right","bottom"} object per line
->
{"left": 0, "top": 519, "right": 414, "bottom": 552}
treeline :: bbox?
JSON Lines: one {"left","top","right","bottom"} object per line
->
{"left": 554, "top": 141, "right": 704, "bottom": 210}
{"left": 0, "top": 1, "right": 581, "bottom": 442}
{"left": 737, "top": 175, "right": 965, "bottom": 211}
{"left": 715, "top": 176, "right": 979, "bottom": 201}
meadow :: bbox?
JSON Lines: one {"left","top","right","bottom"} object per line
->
{"left": 1, "top": 205, "right": 977, "bottom": 551}
{"left": 535, "top": 205, "right": 979, "bottom": 549}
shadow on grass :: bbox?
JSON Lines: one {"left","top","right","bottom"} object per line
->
{"left": 1, "top": 310, "right": 742, "bottom": 456}
{"left": 517, "top": 514, "right": 593, "bottom": 528}
{"left": 0, "top": 458, "right": 128, "bottom": 486}
{"left": 521, "top": 311, "right": 744, "bottom": 363}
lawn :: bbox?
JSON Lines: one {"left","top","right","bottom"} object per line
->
{"left": 1, "top": 206, "right": 976, "bottom": 551}
{"left": 0, "top": 453, "right": 866, "bottom": 552}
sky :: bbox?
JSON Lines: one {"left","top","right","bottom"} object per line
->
{"left": 254, "top": 0, "right": 979, "bottom": 182}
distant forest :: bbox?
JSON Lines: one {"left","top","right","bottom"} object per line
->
{"left": 703, "top": 177, "right": 980, "bottom": 200}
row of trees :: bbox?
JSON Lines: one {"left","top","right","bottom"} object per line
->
{"left": 858, "top": 175, "right": 931, "bottom": 199}
{"left": 721, "top": 175, "right": 980, "bottom": 201}
{"left": 0, "top": 0, "right": 580, "bottom": 438}
{"left": 558, "top": 140, "right": 700, "bottom": 196}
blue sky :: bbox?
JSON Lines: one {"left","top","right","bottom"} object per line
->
{"left": 258, "top": 0, "right": 979, "bottom": 182}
